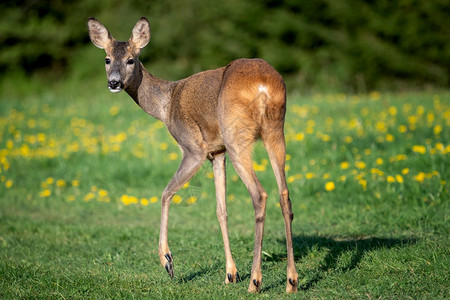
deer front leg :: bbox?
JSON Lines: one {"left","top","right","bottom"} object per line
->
{"left": 158, "top": 152, "right": 205, "bottom": 278}
{"left": 211, "top": 152, "right": 240, "bottom": 283}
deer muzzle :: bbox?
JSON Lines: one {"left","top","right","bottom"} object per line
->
{"left": 108, "top": 80, "right": 124, "bottom": 93}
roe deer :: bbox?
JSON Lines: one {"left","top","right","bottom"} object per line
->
{"left": 88, "top": 17, "right": 298, "bottom": 293}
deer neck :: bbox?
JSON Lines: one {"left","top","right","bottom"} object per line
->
{"left": 125, "top": 62, "right": 174, "bottom": 123}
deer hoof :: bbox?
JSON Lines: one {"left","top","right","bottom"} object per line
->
{"left": 248, "top": 279, "right": 261, "bottom": 293}
{"left": 287, "top": 277, "right": 298, "bottom": 293}
{"left": 164, "top": 253, "right": 174, "bottom": 278}
{"left": 226, "top": 272, "right": 240, "bottom": 283}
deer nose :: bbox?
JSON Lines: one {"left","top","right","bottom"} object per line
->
{"left": 108, "top": 80, "right": 120, "bottom": 89}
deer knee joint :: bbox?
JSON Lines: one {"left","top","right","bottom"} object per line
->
{"left": 255, "top": 213, "right": 265, "bottom": 224}
{"left": 216, "top": 209, "right": 228, "bottom": 222}
{"left": 161, "top": 190, "right": 173, "bottom": 204}
{"left": 261, "top": 192, "right": 268, "bottom": 201}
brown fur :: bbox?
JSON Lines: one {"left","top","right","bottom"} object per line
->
{"left": 88, "top": 17, "right": 298, "bottom": 293}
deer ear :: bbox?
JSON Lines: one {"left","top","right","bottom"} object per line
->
{"left": 130, "top": 17, "right": 151, "bottom": 49}
{"left": 88, "top": 18, "right": 112, "bottom": 49}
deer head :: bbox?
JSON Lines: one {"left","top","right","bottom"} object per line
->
{"left": 87, "top": 17, "right": 151, "bottom": 93}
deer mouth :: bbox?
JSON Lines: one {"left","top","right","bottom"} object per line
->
{"left": 108, "top": 80, "right": 124, "bottom": 93}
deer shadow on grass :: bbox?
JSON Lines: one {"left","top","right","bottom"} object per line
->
{"left": 262, "top": 234, "right": 418, "bottom": 293}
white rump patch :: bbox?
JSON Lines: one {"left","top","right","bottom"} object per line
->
{"left": 258, "top": 84, "right": 269, "bottom": 96}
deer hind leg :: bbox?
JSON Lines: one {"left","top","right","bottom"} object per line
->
{"left": 263, "top": 128, "right": 298, "bottom": 293}
{"left": 211, "top": 152, "right": 240, "bottom": 283}
{"left": 222, "top": 127, "right": 267, "bottom": 293}
{"left": 159, "top": 151, "right": 205, "bottom": 279}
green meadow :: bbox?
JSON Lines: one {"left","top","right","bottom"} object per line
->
{"left": 0, "top": 84, "right": 448, "bottom": 298}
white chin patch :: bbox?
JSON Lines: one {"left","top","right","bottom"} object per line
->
{"left": 109, "top": 88, "right": 122, "bottom": 93}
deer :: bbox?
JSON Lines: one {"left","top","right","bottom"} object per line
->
{"left": 87, "top": 17, "right": 298, "bottom": 293}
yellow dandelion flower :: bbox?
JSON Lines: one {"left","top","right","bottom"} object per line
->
{"left": 27, "top": 119, "right": 36, "bottom": 128}
{"left": 387, "top": 176, "right": 396, "bottom": 183}
{"left": 385, "top": 134, "right": 395, "bottom": 142}
{"left": 129, "top": 196, "right": 138, "bottom": 204}
{"left": 398, "top": 125, "right": 407, "bottom": 133}
{"left": 359, "top": 179, "right": 367, "bottom": 191}
{"left": 140, "top": 198, "right": 149, "bottom": 206}
{"left": 84, "top": 192, "right": 95, "bottom": 202}
{"left": 295, "top": 132, "right": 305, "bottom": 141}
{"left": 344, "top": 136, "right": 353, "bottom": 143}
{"left": 445, "top": 145, "right": 450, "bottom": 154}
{"left": 169, "top": 152, "right": 178, "bottom": 160}
{"left": 408, "top": 115, "right": 417, "bottom": 125}
{"left": 340, "top": 161, "right": 350, "bottom": 169}
{"left": 414, "top": 172, "right": 426, "bottom": 183}
{"left": 160, "top": 143, "right": 168, "bottom": 150}
{"left": 56, "top": 179, "right": 66, "bottom": 187}
{"left": 253, "top": 162, "right": 266, "bottom": 172}
{"left": 37, "top": 133, "right": 46, "bottom": 143}
{"left": 183, "top": 182, "right": 190, "bottom": 189}
{"left": 287, "top": 176, "right": 295, "bottom": 183}
{"left": 339, "top": 175, "right": 347, "bottom": 182}
{"left": 435, "top": 143, "right": 444, "bottom": 152}
{"left": 376, "top": 121, "right": 387, "bottom": 133}
{"left": 402, "top": 168, "right": 409, "bottom": 175}
{"left": 39, "top": 189, "right": 51, "bottom": 198}
{"left": 370, "top": 168, "right": 384, "bottom": 176}
{"left": 396, "top": 175, "right": 404, "bottom": 183}
{"left": 321, "top": 134, "right": 331, "bottom": 142}
{"left": 46, "top": 177, "right": 54, "bottom": 185}
{"left": 206, "top": 172, "right": 214, "bottom": 179}
{"left": 412, "top": 145, "right": 426, "bottom": 154}
{"left": 286, "top": 154, "right": 291, "bottom": 161}
{"left": 5, "top": 179, "right": 13, "bottom": 188}
{"left": 433, "top": 125, "right": 442, "bottom": 135}
{"left": 376, "top": 158, "right": 384, "bottom": 165}
{"left": 72, "top": 180, "right": 80, "bottom": 187}
{"left": 306, "top": 172, "right": 315, "bottom": 179}
{"left": 98, "top": 189, "right": 108, "bottom": 197}
{"left": 187, "top": 196, "right": 197, "bottom": 204}
{"left": 150, "top": 196, "right": 158, "bottom": 203}
{"left": 231, "top": 175, "right": 239, "bottom": 182}
{"left": 120, "top": 194, "right": 130, "bottom": 205}
{"left": 355, "top": 161, "right": 366, "bottom": 170}
{"left": 109, "top": 106, "right": 120, "bottom": 116}
{"left": 172, "top": 195, "right": 182, "bottom": 204}
{"left": 396, "top": 154, "right": 407, "bottom": 161}
{"left": 325, "top": 181, "right": 335, "bottom": 192}
{"left": 388, "top": 106, "right": 397, "bottom": 116}
{"left": 416, "top": 106, "right": 425, "bottom": 115}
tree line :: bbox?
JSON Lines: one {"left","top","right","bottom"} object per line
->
{"left": 1, "top": 0, "right": 449, "bottom": 92}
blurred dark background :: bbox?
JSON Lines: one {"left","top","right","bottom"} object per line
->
{"left": 1, "top": 0, "right": 449, "bottom": 93}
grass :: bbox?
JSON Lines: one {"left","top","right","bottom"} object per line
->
{"left": 0, "top": 82, "right": 449, "bottom": 298}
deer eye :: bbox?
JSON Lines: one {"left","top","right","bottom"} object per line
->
{"left": 105, "top": 58, "right": 111, "bottom": 65}
{"left": 127, "top": 59, "right": 135, "bottom": 65}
